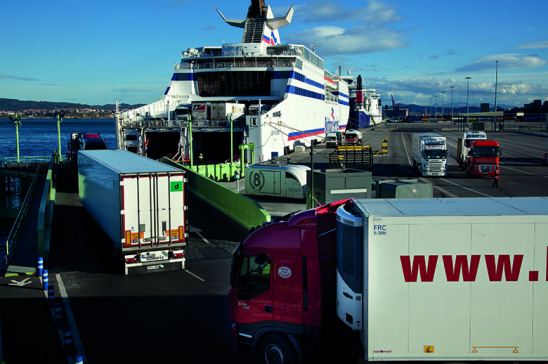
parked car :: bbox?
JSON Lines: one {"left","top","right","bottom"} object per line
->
{"left": 344, "top": 129, "right": 362, "bottom": 145}
{"left": 67, "top": 132, "right": 107, "bottom": 162}
{"left": 325, "top": 131, "right": 342, "bottom": 148}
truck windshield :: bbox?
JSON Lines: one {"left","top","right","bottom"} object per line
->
{"left": 236, "top": 254, "right": 271, "bottom": 300}
{"left": 423, "top": 149, "right": 447, "bottom": 159}
{"left": 471, "top": 146, "right": 500, "bottom": 157}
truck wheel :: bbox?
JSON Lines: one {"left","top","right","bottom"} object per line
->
{"left": 258, "top": 334, "right": 297, "bottom": 364}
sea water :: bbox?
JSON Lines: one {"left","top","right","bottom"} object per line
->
{"left": 0, "top": 118, "right": 116, "bottom": 158}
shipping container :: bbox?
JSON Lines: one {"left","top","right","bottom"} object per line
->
{"left": 78, "top": 150, "right": 187, "bottom": 274}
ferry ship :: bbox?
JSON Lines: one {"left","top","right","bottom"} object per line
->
{"left": 117, "top": 0, "right": 380, "bottom": 164}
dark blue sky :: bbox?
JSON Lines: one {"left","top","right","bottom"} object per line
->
{"left": 1, "top": 0, "right": 547, "bottom": 106}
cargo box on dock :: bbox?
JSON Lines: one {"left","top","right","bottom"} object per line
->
{"left": 78, "top": 150, "right": 187, "bottom": 274}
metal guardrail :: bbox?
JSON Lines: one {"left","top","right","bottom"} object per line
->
{"left": 1, "top": 156, "right": 52, "bottom": 167}
{"left": 1, "top": 166, "right": 41, "bottom": 273}
{"left": 161, "top": 157, "right": 270, "bottom": 231}
{"left": 329, "top": 145, "right": 374, "bottom": 170}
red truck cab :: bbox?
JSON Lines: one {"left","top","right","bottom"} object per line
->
{"left": 466, "top": 139, "right": 500, "bottom": 177}
{"left": 229, "top": 200, "right": 348, "bottom": 363}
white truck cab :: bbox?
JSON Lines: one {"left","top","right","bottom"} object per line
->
{"left": 411, "top": 132, "right": 447, "bottom": 176}
{"left": 459, "top": 131, "right": 487, "bottom": 161}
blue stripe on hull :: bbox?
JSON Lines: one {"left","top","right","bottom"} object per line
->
{"left": 286, "top": 85, "right": 325, "bottom": 101}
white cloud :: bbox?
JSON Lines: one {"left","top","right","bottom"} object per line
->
{"left": 298, "top": 0, "right": 400, "bottom": 24}
{"left": 457, "top": 53, "right": 546, "bottom": 72}
{"left": 288, "top": 1, "right": 405, "bottom": 56}
{"left": 367, "top": 76, "right": 548, "bottom": 106}
{"left": 290, "top": 26, "right": 405, "bottom": 55}
{"left": 518, "top": 40, "right": 548, "bottom": 49}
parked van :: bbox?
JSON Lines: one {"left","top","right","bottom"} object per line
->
{"left": 245, "top": 164, "right": 310, "bottom": 199}
{"left": 123, "top": 129, "right": 141, "bottom": 153}
{"left": 344, "top": 129, "right": 362, "bottom": 145}
{"left": 325, "top": 131, "right": 342, "bottom": 148}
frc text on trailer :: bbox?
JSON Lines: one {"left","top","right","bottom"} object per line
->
{"left": 78, "top": 150, "right": 187, "bottom": 274}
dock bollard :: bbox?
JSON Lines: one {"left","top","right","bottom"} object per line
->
{"left": 37, "top": 257, "right": 44, "bottom": 277}
{"left": 74, "top": 354, "right": 84, "bottom": 364}
{"left": 42, "top": 269, "right": 49, "bottom": 291}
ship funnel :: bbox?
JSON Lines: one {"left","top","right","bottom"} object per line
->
{"left": 356, "top": 75, "right": 364, "bottom": 107}
{"left": 218, "top": 0, "right": 294, "bottom": 44}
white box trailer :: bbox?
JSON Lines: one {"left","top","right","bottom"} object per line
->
{"left": 78, "top": 150, "right": 187, "bottom": 274}
{"left": 336, "top": 197, "right": 548, "bottom": 361}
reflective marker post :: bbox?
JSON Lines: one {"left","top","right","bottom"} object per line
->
{"left": 37, "top": 256, "right": 44, "bottom": 277}
{"left": 42, "top": 269, "right": 49, "bottom": 291}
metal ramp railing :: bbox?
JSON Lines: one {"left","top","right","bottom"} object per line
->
{"left": 1, "top": 166, "right": 41, "bottom": 275}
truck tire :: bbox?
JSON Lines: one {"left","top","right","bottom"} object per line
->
{"left": 258, "top": 334, "right": 298, "bottom": 364}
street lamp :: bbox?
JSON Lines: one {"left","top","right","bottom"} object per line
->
{"left": 9, "top": 114, "right": 22, "bottom": 163}
{"left": 465, "top": 76, "right": 471, "bottom": 128}
{"left": 494, "top": 60, "right": 498, "bottom": 112}
{"left": 56, "top": 113, "right": 64, "bottom": 162}
{"left": 450, "top": 86, "right": 455, "bottom": 123}
{"left": 433, "top": 95, "right": 438, "bottom": 117}
{"left": 440, "top": 91, "right": 445, "bottom": 120}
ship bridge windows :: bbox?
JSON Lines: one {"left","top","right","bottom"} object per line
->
{"left": 196, "top": 71, "right": 272, "bottom": 97}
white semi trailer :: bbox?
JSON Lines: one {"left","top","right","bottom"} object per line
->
{"left": 337, "top": 197, "right": 548, "bottom": 361}
{"left": 411, "top": 133, "right": 447, "bottom": 176}
{"left": 78, "top": 150, "right": 187, "bottom": 274}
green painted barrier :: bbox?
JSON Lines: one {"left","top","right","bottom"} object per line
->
{"left": 161, "top": 157, "right": 271, "bottom": 231}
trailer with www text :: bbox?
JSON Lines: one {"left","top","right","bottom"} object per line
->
{"left": 229, "top": 197, "right": 548, "bottom": 363}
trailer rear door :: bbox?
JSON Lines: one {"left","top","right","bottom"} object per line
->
{"left": 121, "top": 173, "right": 186, "bottom": 249}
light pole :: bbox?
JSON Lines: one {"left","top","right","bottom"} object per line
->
{"left": 450, "top": 86, "right": 455, "bottom": 123}
{"left": 441, "top": 91, "right": 445, "bottom": 120}
{"left": 10, "top": 114, "right": 22, "bottom": 163}
{"left": 188, "top": 115, "right": 194, "bottom": 166}
{"left": 433, "top": 95, "right": 438, "bottom": 117}
{"left": 56, "top": 113, "right": 63, "bottom": 161}
{"left": 494, "top": 60, "right": 498, "bottom": 112}
{"left": 229, "top": 113, "right": 234, "bottom": 164}
{"left": 465, "top": 76, "right": 471, "bottom": 129}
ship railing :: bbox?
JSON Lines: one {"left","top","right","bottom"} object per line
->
{"left": 178, "top": 57, "right": 296, "bottom": 70}
{"left": 192, "top": 119, "right": 246, "bottom": 128}
{"left": 1, "top": 156, "right": 52, "bottom": 168}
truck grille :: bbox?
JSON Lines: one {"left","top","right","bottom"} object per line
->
{"left": 428, "top": 162, "right": 443, "bottom": 172}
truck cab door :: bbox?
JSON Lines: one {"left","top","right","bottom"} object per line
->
{"left": 272, "top": 254, "right": 303, "bottom": 328}
{"left": 233, "top": 254, "right": 274, "bottom": 325}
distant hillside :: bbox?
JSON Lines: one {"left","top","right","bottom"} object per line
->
{"left": 0, "top": 98, "right": 144, "bottom": 111}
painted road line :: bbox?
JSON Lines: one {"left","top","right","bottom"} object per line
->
{"left": 419, "top": 178, "right": 458, "bottom": 198}
{"left": 440, "top": 178, "right": 492, "bottom": 197}
{"left": 501, "top": 165, "right": 548, "bottom": 178}
{"left": 195, "top": 231, "right": 211, "bottom": 245}
{"left": 400, "top": 133, "right": 412, "bottom": 165}
{"left": 185, "top": 269, "right": 206, "bottom": 282}
{"left": 56, "top": 274, "right": 87, "bottom": 362}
